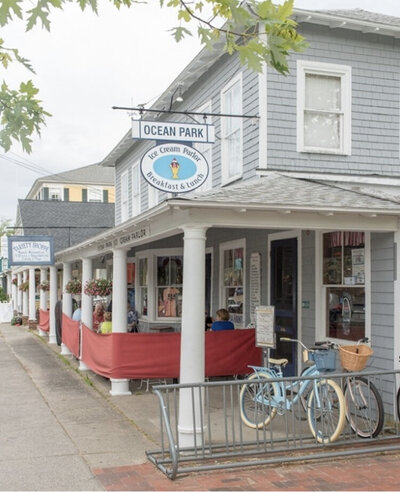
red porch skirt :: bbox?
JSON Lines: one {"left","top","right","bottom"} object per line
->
{"left": 39, "top": 309, "right": 50, "bottom": 332}
{"left": 80, "top": 326, "right": 262, "bottom": 380}
{"left": 62, "top": 314, "right": 80, "bottom": 358}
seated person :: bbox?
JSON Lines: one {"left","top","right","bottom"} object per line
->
{"left": 211, "top": 308, "right": 234, "bottom": 331}
{"left": 127, "top": 303, "right": 139, "bottom": 333}
{"left": 93, "top": 302, "right": 104, "bottom": 332}
{"left": 99, "top": 312, "right": 112, "bottom": 334}
{"left": 72, "top": 301, "right": 81, "bottom": 321}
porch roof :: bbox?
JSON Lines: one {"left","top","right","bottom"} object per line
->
{"left": 178, "top": 173, "right": 400, "bottom": 213}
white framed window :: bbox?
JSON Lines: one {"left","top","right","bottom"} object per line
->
{"left": 49, "top": 187, "right": 62, "bottom": 201}
{"left": 88, "top": 187, "right": 102, "bottom": 202}
{"left": 221, "top": 73, "right": 243, "bottom": 184}
{"left": 132, "top": 162, "right": 141, "bottom": 217}
{"left": 156, "top": 253, "right": 183, "bottom": 320}
{"left": 297, "top": 60, "right": 351, "bottom": 155}
{"left": 194, "top": 101, "right": 213, "bottom": 192}
{"left": 137, "top": 256, "right": 149, "bottom": 318}
{"left": 148, "top": 184, "right": 159, "bottom": 209}
{"left": 219, "top": 239, "right": 245, "bottom": 328}
{"left": 316, "top": 231, "right": 370, "bottom": 343}
{"left": 120, "top": 170, "right": 129, "bottom": 223}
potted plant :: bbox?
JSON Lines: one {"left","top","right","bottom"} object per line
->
{"left": 12, "top": 278, "right": 18, "bottom": 286}
{"left": 64, "top": 278, "right": 82, "bottom": 295}
{"left": 18, "top": 281, "right": 29, "bottom": 292}
{"left": 38, "top": 281, "right": 50, "bottom": 291}
{"left": 84, "top": 278, "right": 112, "bottom": 297}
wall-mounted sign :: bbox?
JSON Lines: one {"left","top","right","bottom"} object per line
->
{"left": 97, "top": 225, "right": 150, "bottom": 252}
{"left": 141, "top": 143, "right": 209, "bottom": 194}
{"left": 132, "top": 120, "right": 215, "bottom": 144}
{"left": 8, "top": 236, "right": 54, "bottom": 266}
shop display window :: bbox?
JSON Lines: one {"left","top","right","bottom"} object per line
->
{"left": 222, "top": 245, "right": 244, "bottom": 325}
{"left": 157, "top": 256, "right": 183, "bottom": 318}
{"left": 323, "top": 231, "right": 365, "bottom": 341}
{"left": 138, "top": 258, "right": 148, "bottom": 317}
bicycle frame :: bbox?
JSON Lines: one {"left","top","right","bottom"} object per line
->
{"left": 248, "top": 364, "right": 323, "bottom": 412}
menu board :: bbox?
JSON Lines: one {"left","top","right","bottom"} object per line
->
{"left": 250, "top": 252, "right": 261, "bottom": 323}
{"left": 255, "top": 306, "right": 275, "bottom": 348}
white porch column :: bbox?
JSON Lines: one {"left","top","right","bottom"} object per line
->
{"left": 11, "top": 273, "right": 17, "bottom": 313}
{"left": 38, "top": 268, "right": 48, "bottom": 337}
{"left": 178, "top": 226, "right": 207, "bottom": 448}
{"left": 110, "top": 247, "right": 131, "bottom": 396}
{"left": 22, "top": 270, "right": 28, "bottom": 318}
{"left": 80, "top": 257, "right": 93, "bottom": 371}
{"left": 17, "top": 272, "right": 23, "bottom": 314}
{"left": 61, "top": 262, "right": 72, "bottom": 355}
{"left": 28, "top": 267, "right": 36, "bottom": 328}
{"left": 49, "top": 266, "right": 58, "bottom": 344}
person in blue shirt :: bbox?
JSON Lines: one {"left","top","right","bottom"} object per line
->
{"left": 211, "top": 308, "right": 234, "bottom": 331}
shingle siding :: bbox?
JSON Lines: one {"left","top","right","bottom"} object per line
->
{"left": 267, "top": 24, "right": 400, "bottom": 175}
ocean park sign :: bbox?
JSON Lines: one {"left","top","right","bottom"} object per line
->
{"left": 140, "top": 143, "right": 209, "bottom": 193}
{"left": 132, "top": 120, "right": 215, "bottom": 144}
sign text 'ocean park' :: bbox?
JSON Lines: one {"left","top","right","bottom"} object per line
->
{"left": 132, "top": 120, "right": 215, "bottom": 144}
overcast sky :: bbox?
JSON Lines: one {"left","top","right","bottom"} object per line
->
{"left": 1, "top": 0, "right": 400, "bottom": 222}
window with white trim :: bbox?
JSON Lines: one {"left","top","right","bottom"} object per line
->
{"left": 156, "top": 255, "right": 183, "bottom": 319}
{"left": 322, "top": 231, "right": 368, "bottom": 342}
{"left": 49, "top": 187, "right": 62, "bottom": 201}
{"left": 120, "top": 171, "right": 129, "bottom": 222}
{"left": 132, "top": 163, "right": 141, "bottom": 216}
{"left": 88, "top": 187, "right": 102, "bottom": 202}
{"left": 221, "top": 74, "right": 243, "bottom": 184}
{"left": 194, "top": 101, "right": 212, "bottom": 192}
{"left": 220, "top": 239, "right": 245, "bottom": 327}
{"left": 138, "top": 257, "right": 148, "bottom": 317}
{"left": 297, "top": 60, "right": 351, "bottom": 155}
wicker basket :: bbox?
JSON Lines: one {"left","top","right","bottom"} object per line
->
{"left": 339, "top": 344, "right": 373, "bottom": 372}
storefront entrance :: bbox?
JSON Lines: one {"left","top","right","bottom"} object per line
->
{"left": 270, "top": 237, "right": 298, "bottom": 376}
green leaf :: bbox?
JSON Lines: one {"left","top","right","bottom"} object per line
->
{"left": 0, "top": 0, "right": 23, "bottom": 26}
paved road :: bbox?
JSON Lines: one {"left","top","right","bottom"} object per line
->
{"left": 1, "top": 323, "right": 400, "bottom": 491}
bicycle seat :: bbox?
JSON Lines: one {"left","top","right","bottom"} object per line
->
{"left": 269, "top": 358, "right": 288, "bottom": 367}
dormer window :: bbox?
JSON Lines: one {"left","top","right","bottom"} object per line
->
{"left": 297, "top": 60, "right": 351, "bottom": 155}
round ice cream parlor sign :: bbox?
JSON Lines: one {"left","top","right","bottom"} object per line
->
{"left": 140, "top": 143, "right": 209, "bottom": 193}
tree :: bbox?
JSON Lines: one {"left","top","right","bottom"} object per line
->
{"left": 0, "top": 0, "right": 306, "bottom": 153}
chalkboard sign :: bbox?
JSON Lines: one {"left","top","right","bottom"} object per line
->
{"left": 255, "top": 306, "right": 275, "bottom": 348}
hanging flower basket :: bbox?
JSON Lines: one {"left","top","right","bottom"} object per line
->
{"left": 19, "top": 281, "right": 29, "bottom": 292}
{"left": 12, "top": 278, "right": 18, "bottom": 286}
{"left": 65, "top": 278, "right": 82, "bottom": 295}
{"left": 38, "top": 281, "right": 50, "bottom": 292}
{"left": 84, "top": 278, "right": 112, "bottom": 297}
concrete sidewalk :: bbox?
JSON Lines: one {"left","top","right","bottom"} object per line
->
{"left": 1, "top": 322, "right": 400, "bottom": 491}
{"left": 0, "top": 323, "right": 155, "bottom": 491}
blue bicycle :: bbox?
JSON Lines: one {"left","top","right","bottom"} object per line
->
{"left": 239, "top": 338, "right": 346, "bottom": 444}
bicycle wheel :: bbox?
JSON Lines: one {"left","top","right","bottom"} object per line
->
{"left": 307, "top": 378, "right": 346, "bottom": 444}
{"left": 239, "top": 372, "right": 279, "bottom": 429}
{"left": 344, "top": 376, "right": 384, "bottom": 438}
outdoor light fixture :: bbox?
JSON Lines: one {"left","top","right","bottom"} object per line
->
{"left": 169, "top": 83, "right": 184, "bottom": 110}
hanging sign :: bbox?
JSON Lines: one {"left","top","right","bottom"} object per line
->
{"left": 8, "top": 236, "right": 54, "bottom": 266}
{"left": 132, "top": 120, "right": 215, "bottom": 143}
{"left": 141, "top": 143, "right": 209, "bottom": 194}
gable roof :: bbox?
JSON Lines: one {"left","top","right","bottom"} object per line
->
{"left": 17, "top": 200, "right": 115, "bottom": 252}
{"left": 25, "top": 163, "right": 115, "bottom": 199}
{"left": 316, "top": 9, "right": 400, "bottom": 27}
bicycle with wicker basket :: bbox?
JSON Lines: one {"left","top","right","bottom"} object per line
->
{"left": 339, "top": 337, "right": 384, "bottom": 438}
